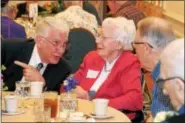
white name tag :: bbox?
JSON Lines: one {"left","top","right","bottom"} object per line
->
{"left": 86, "top": 70, "right": 99, "bottom": 79}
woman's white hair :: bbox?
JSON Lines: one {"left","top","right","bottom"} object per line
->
{"left": 160, "top": 38, "right": 184, "bottom": 80}
{"left": 102, "top": 17, "right": 136, "bottom": 50}
{"left": 36, "top": 17, "right": 69, "bottom": 39}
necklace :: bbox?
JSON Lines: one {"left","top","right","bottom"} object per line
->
{"left": 104, "top": 63, "right": 112, "bottom": 72}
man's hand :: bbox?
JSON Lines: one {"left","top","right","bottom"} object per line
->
{"left": 73, "top": 86, "right": 89, "bottom": 100}
{"left": 14, "top": 61, "right": 45, "bottom": 83}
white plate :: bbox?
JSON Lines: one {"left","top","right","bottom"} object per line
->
{"left": 90, "top": 113, "right": 113, "bottom": 119}
{"left": 2, "top": 110, "right": 25, "bottom": 116}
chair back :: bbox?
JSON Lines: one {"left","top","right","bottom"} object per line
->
{"left": 64, "top": 28, "right": 96, "bottom": 73}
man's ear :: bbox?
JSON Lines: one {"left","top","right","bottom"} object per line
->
{"left": 175, "top": 79, "right": 184, "bottom": 93}
{"left": 35, "top": 36, "right": 42, "bottom": 48}
{"left": 163, "top": 88, "right": 168, "bottom": 96}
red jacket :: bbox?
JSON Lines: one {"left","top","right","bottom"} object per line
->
{"left": 74, "top": 51, "right": 143, "bottom": 120}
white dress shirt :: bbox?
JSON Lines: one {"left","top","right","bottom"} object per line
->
{"left": 21, "top": 45, "right": 47, "bottom": 81}
{"left": 90, "top": 56, "right": 119, "bottom": 92}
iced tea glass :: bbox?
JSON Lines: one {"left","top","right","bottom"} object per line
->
{"left": 44, "top": 91, "right": 58, "bottom": 118}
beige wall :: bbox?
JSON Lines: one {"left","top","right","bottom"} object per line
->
{"left": 164, "top": 1, "right": 184, "bottom": 16}
{"left": 163, "top": 1, "right": 184, "bottom": 38}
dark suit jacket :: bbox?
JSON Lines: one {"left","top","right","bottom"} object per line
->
{"left": 165, "top": 113, "right": 185, "bottom": 123}
{"left": 2, "top": 38, "right": 71, "bottom": 93}
{"left": 1, "top": 16, "right": 26, "bottom": 39}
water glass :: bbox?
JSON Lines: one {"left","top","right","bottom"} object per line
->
{"left": 32, "top": 96, "right": 45, "bottom": 122}
{"left": 60, "top": 93, "right": 78, "bottom": 113}
{"left": 15, "top": 81, "right": 30, "bottom": 97}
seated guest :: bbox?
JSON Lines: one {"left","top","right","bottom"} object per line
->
{"left": 158, "top": 39, "right": 184, "bottom": 122}
{"left": 72, "top": 17, "right": 143, "bottom": 120}
{"left": 16, "top": 1, "right": 58, "bottom": 18}
{"left": 63, "top": 0, "right": 101, "bottom": 25}
{"left": 107, "top": 0, "right": 145, "bottom": 26}
{"left": 2, "top": 17, "right": 71, "bottom": 93}
{"left": 55, "top": 5, "right": 99, "bottom": 36}
{"left": 132, "top": 17, "right": 175, "bottom": 119}
{"left": 1, "top": 1, "right": 26, "bottom": 38}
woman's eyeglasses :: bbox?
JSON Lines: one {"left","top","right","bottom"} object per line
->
{"left": 156, "top": 77, "right": 184, "bottom": 89}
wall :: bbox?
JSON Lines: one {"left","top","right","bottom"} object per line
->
{"left": 163, "top": 1, "right": 184, "bottom": 38}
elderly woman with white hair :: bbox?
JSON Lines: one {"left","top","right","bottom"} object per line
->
{"left": 155, "top": 39, "right": 184, "bottom": 122}
{"left": 72, "top": 17, "right": 143, "bottom": 120}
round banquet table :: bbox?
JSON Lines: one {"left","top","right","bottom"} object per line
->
{"left": 2, "top": 96, "right": 131, "bottom": 122}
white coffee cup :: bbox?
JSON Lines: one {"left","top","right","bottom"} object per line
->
{"left": 5, "top": 95, "right": 17, "bottom": 113}
{"left": 30, "top": 82, "right": 44, "bottom": 97}
{"left": 93, "top": 98, "right": 109, "bottom": 116}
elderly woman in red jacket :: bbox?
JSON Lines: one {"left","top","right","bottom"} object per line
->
{"left": 72, "top": 17, "right": 143, "bottom": 120}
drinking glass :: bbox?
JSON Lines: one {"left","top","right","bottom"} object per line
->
{"left": 44, "top": 91, "right": 58, "bottom": 118}
{"left": 15, "top": 81, "right": 30, "bottom": 97}
{"left": 32, "top": 96, "right": 45, "bottom": 122}
{"left": 15, "top": 81, "right": 30, "bottom": 111}
{"left": 60, "top": 93, "right": 78, "bottom": 113}
{"left": 44, "top": 106, "right": 51, "bottom": 122}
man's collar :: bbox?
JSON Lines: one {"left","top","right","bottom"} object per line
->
{"left": 178, "top": 105, "right": 185, "bottom": 114}
{"left": 34, "top": 45, "right": 47, "bottom": 67}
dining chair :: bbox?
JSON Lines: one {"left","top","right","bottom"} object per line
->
{"left": 64, "top": 28, "right": 96, "bottom": 73}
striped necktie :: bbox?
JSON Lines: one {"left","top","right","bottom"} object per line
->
{"left": 36, "top": 63, "right": 43, "bottom": 71}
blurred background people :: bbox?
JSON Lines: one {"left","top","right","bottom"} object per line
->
{"left": 107, "top": 0, "right": 145, "bottom": 26}
{"left": 55, "top": 5, "right": 98, "bottom": 36}
{"left": 63, "top": 0, "right": 101, "bottom": 25}
{"left": 1, "top": 0, "right": 26, "bottom": 39}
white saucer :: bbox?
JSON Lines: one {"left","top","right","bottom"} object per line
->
{"left": 90, "top": 113, "right": 113, "bottom": 119}
{"left": 2, "top": 110, "right": 25, "bottom": 116}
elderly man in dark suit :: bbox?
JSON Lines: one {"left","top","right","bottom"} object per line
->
{"left": 2, "top": 17, "right": 71, "bottom": 93}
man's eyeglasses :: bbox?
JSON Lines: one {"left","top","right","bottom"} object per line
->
{"left": 131, "top": 41, "right": 153, "bottom": 54}
{"left": 156, "top": 77, "right": 184, "bottom": 89}
{"left": 40, "top": 36, "right": 70, "bottom": 49}
{"left": 156, "top": 77, "right": 184, "bottom": 83}
{"left": 131, "top": 42, "right": 154, "bottom": 49}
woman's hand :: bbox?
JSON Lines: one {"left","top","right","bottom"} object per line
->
{"left": 74, "top": 86, "right": 89, "bottom": 100}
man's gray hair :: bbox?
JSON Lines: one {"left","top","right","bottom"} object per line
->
{"left": 160, "top": 38, "right": 184, "bottom": 80}
{"left": 2, "top": 3, "right": 17, "bottom": 16}
{"left": 102, "top": 17, "right": 136, "bottom": 50}
{"left": 36, "top": 17, "right": 69, "bottom": 39}
{"left": 137, "top": 17, "right": 175, "bottom": 50}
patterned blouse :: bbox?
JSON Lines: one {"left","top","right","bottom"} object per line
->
{"left": 55, "top": 6, "right": 99, "bottom": 36}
